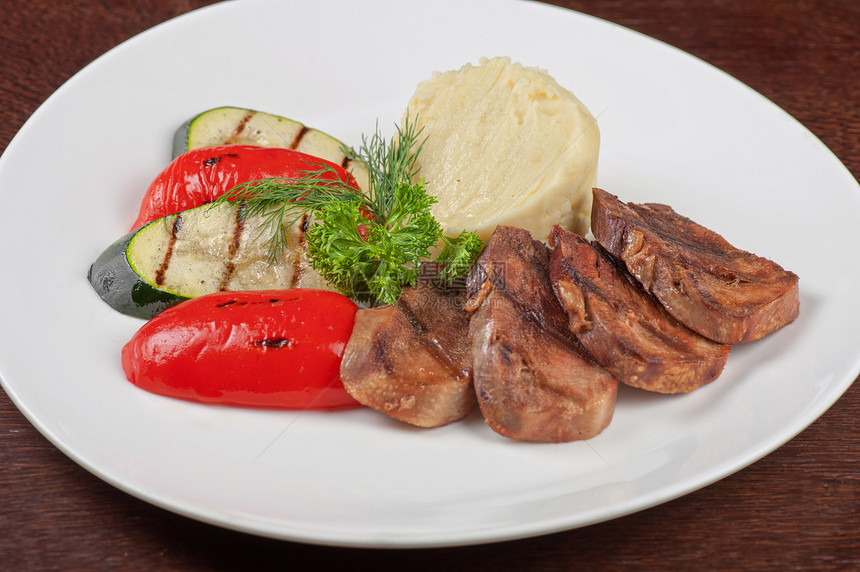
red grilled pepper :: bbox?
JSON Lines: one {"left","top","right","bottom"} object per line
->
{"left": 130, "top": 145, "right": 360, "bottom": 230}
{"left": 121, "top": 289, "right": 361, "bottom": 409}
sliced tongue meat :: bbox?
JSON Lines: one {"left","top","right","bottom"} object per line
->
{"left": 339, "top": 283, "right": 476, "bottom": 428}
{"left": 549, "top": 226, "right": 730, "bottom": 394}
{"left": 465, "top": 226, "right": 617, "bottom": 442}
{"left": 591, "top": 188, "right": 799, "bottom": 344}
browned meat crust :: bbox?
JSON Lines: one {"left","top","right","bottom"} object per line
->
{"left": 591, "top": 188, "right": 800, "bottom": 344}
{"left": 549, "top": 226, "right": 730, "bottom": 394}
{"left": 470, "top": 291, "right": 617, "bottom": 442}
{"left": 466, "top": 226, "right": 617, "bottom": 442}
{"left": 339, "top": 284, "right": 476, "bottom": 428}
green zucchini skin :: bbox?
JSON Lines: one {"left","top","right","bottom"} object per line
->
{"left": 171, "top": 117, "right": 193, "bottom": 158}
{"left": 87, "top": 232, "right": 188, "bottom": 319}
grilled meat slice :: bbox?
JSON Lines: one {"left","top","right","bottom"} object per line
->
{"left": 591, "top": 188, "right": 799, "bottom": 344}
{"left": 464, "top": 225, "right": 569, "bottom": 336}
{"left": 470, "top": 291, "right": 617, "bottom": 442}
{"left": 549, "top": 226, "right": 730, "bottom": 394}
{"left": 465, "top": 226, "right": 617, "bottom": 442}
{"left": 339, "top": 284, "right": 475, "bottom": 428}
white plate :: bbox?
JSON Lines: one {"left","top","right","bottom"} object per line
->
{"left": 1, "top": 0, "right": 858, "bottom": 549}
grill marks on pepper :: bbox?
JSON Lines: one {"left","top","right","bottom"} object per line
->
{"left": 253, "top": 337, "right": 294, "bottom": 349}
{"left": 154, "top": 215, "right": 183, "bottom": 286}
{"left": 202, "top": 152, "right": 239, "bottom": 167}
{"left": 215, "top": 296, "right": 297, "bottom": 309}
{"left": 219, "top": 204, "right": 247, "bottom": 290}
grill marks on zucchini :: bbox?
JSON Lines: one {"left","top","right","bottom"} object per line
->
{"left": 154, "top": 215, "right": 183, "bottom": 287}
{"left": 218, "top": 204, "right": 247, "bottom": 290}
{"left": 224, "top": 112, "right": 255, "bottom": 145}
{"left": 173, "top": 106, "right": 370, "bottom": 192}
{"left": 289, "top": 126, "right": 310, "bottom": 150}
{"left": 88, "top": 202, "right": 335, "bottom": 319}
{"left": 139, "top": 203, "right": 313, "bottom": 298}
{"left": 290, "top": 214, "right": 310, "bottom": 289}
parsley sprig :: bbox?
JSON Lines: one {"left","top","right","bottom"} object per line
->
{"left": 213, "top": 118, "right": 483, "bottom": 305}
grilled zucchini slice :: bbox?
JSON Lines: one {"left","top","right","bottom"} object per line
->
{"left": 173, "top": 106, "right": 369, "bottom": 191}
{"left": 88, "top": 202, "right": 333, "bottom": 319}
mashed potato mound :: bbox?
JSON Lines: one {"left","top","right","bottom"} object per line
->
{"left": 404, "top": 57, "right": 600, "bottom": 242}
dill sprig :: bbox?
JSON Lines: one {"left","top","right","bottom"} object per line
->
{"left": 352, "top": 118, "right": 427, "bottom": 226}
{"left": 213, "top": 117, "right": 483, "bottom": 305}
{"left": 213, "top": 163, "right": 369, "bottom": 262}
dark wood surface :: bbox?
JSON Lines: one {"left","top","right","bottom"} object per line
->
{"left": 2, "top": 1, "right": 858, "bottom": 569}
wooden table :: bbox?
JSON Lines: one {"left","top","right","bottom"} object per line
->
{"left": 2, "top": 1, "right": 858, "bottom": 569}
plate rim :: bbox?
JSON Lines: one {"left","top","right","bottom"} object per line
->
{"left": 1, "top": 0, "right": 858, "bottom": 549}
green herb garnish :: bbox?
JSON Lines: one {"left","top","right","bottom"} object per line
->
{"left": 213, "top": 117, "right": 483, "bottom": 305}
